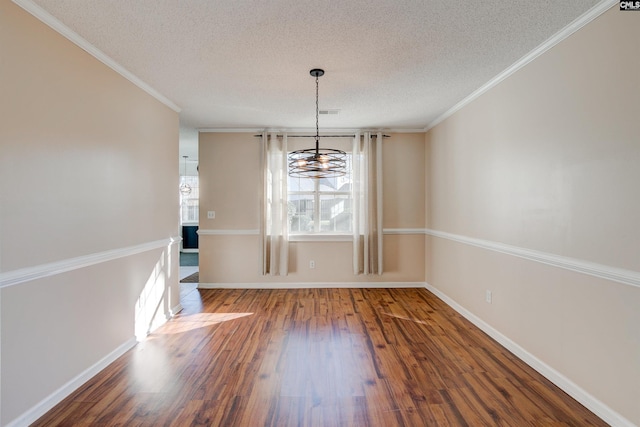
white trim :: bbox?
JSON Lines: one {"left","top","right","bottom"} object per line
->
{"left": 289, "top": 234, "right": 352, "bottom": 242}
{"left": 170, "top": 303, "right": 183, "bottom": 317}
{"left": 199, "top": 128, "right": 363, "bottom": 134}
{"left": 196, "top": 226, "right": 640, "bottom": 289}
{"left": 424, "top": 283, "right": 635, "bottom": 427}
{"left": 5, "top": 338, "right": 137, "bottom": 427}
{"left": 198, "top": 128, "right": 415, "bottom": 135}
{"left": 424, "top": 0, "right": 617, "bottom": 131}
{"left": 198, "top": 282, "right": 426, "bottom": 289}
{"left": 384, "top": 129, "right": 426, "bottom": 134}
{"left": 200, "top": 229, "right": 422, "bottom": 241}
{"left": 198, "top": 128, "right": 266, "bottom": 133}
{"left": 275, "top": 128, "right": 372, "bottom": 135}
{"left": 0, "top": 237, "right": 181, "bottom": 288}
{"left": 197, "top": 229, "right": 260, "bottom": 236}
{"left": 12, "top": 0, "right": 181, "bottom": 113}
{"left": 425, "top": 228, "right": 640, "bottom": 289}
{"left": 383, "top": 228, "right": 427, "bottom": 235}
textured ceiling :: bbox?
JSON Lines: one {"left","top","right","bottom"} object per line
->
{"left": 28, "top": 0, "right": 604, "bottom": 155}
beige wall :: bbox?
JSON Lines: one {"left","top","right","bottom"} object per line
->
{"left": 426, "top": 7, "right": 639, "bottom": 425}
{"left": 0, "top": 2, "right": 180, "bottom": 425}
{"left": 198, "top": 132, "right": 426, "bottom": 284}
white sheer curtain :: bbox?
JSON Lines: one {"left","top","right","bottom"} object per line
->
{"left": 261, "top": 132, "right": 289, "bottom": 275}
{"left": 352, "top": 131, "right": 383, "bottom": 275}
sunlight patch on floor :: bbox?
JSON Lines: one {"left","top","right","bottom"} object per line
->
{"left": 152, "top": 312, "right": 254, "bottom": 335}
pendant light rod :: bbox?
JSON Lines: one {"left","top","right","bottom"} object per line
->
{"left": 311, "top": 68, "right": 323, "bottom": 155}
{"left": 180, "top": 155, "right": 192, "bottom": 195}
{"left": 288, "top": 68, "right": 348, "bottom": 178}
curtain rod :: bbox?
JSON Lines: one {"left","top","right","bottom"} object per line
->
{"left": 253, "top": 134, "right": 390, "bottom": 138}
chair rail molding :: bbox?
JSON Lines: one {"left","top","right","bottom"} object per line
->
{"left": 425, "top": 229, "right": 640, "bottom": 289}
{"left": 0, "top": 236, "right": 181, "bottom": 288}
{"left": 197, "top": 229, "right": 260, "bottom": 236}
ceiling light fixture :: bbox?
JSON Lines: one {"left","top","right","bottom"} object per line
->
{"left": 179, "top": 155, "right": 192, "bottom": 195}
{"left": 288, "top": 69, "right": 347, "bottom": 178}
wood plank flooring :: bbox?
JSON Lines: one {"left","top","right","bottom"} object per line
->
{"left": 33, "top": 287, "right": 607, "bottom": 426}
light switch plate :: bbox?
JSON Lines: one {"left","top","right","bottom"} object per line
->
{"left": 207, "top": 211, "right": 215, "bottom": 219}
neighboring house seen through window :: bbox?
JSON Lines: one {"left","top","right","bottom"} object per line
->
{"left": 287, "top": 154, "right": 352, "bottom": 234}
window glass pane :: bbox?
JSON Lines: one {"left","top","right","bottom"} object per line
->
{"left": 318, "top": 177, "right": 339, "bottom": 192}
{"left": 286, "top": 153, "right": 352, "bottom": 235}
{"left": 180, "top": 176, "right": 199, "bottom": 223}
{"left": 289, "top": 194, "right": 314, "bottom": 232}
{"left": 320, "top": 194, "right": 352, "bottom": 232}
{"left": 288, "top": 175, "right": 315, "bottom": 192}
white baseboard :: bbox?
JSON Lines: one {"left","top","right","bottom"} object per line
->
{"left": 170, "top": 303, "right": 183, "bottom": 316}
{"left": 197, "top": 281, "right": 426, "bottom": 289}
{"left": 10, "top": 302, "right": 183, "bottom": 427}
{"left": 424, "top": 283, "right": 635, "bottom": 427}
{"left": 5, "top": 338, "right": 137, "bottom": 427}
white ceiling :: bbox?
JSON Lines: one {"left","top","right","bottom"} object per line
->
{"left": 27, "top": 0, "right": 606, "bottom": 159}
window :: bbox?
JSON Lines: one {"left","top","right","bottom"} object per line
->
{"left": 287, "top": 154, "right": 353, "bottom": 235}
{"left": 180, "top": 175, "right": 199, "bottom": 223}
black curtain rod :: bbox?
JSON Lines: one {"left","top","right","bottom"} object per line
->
{"left": 253, "top": 134, "right": 390, "bottom": 138}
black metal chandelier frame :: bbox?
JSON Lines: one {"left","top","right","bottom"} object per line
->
{"left": 288, "top": 69, "right": 347, "bottom": 178}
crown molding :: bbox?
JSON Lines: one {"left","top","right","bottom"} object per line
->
{"left": 12, "top": 0, "right": 181, "bottom": 113}
{"left": 424, "top": 0, "right": 617, "bottom": 131}
{"left": 385, "top": 129, "right": 427, "bottom": 134}
{"left": 197, "top": 128, "right": 421, "bottom": 134}
{"left": 198, "top": 128, "right": 266, "bottom": 133}
{"left": 199, "top": 128, "right": 362, "bottom": 134}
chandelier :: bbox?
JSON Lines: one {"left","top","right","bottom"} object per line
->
{"left": 179, "top": 155, "right": 192, "bottom": 195}
{"left": 288, "top": 69, "right": 347, "bottom": 178}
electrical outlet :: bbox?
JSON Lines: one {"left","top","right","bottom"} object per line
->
{"left": 309, "top": 260, "right": 315, "bottom": 269}
{"left": 485, "top": 290, "right": 492, "bottom": 304}
{"left": 207, "top": 211, "right": 215, "bottom": 219}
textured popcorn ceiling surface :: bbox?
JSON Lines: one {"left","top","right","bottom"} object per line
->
{"left": 31, "top": 0, "right": 602, "bottom": 133}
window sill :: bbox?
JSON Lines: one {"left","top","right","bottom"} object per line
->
{"left": 289, "top": 234, "right": 352, "bottom": 242}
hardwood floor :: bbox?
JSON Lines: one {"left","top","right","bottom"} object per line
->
{"left": 33, "top": 287, "right": 607, "bottom": 426}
